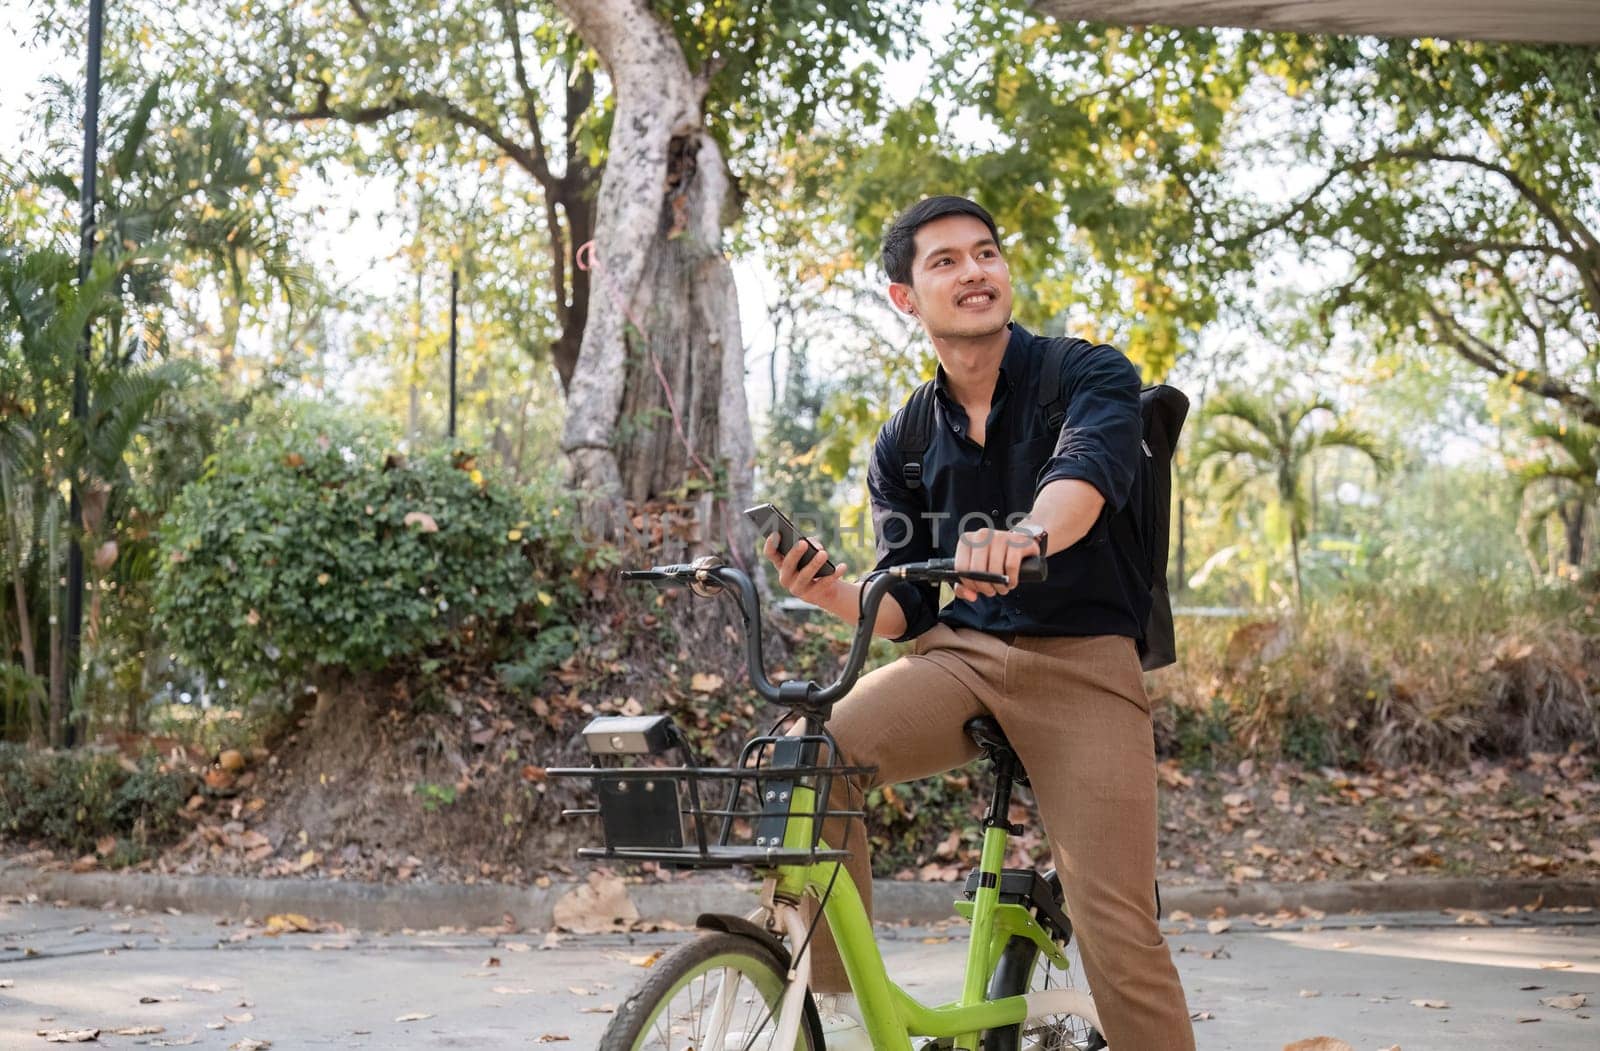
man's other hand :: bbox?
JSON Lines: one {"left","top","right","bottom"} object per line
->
{"left": 952, "top": 528, "right": 1039, "bottom": 603}
{"left": 763, "top": 533, "right": 848, "bottom": 603}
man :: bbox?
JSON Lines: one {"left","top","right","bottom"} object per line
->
{"left": 761, "top": 195, "right": 1195, "bottom": 1048}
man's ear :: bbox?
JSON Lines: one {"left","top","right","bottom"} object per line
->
{"left": 887, "top": 282, "right": 918, "bottom": 317}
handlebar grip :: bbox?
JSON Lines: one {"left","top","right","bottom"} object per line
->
{"left": 620, "top": 563, "right": 698, "bottom": 582}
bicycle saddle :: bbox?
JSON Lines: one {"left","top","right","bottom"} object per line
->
{"left": 964, "top": 716, "right": 1029, "bottom": 786}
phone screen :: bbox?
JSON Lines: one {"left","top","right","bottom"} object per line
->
{"left": 743, "top": 504, "right": 836, "bottom": 578}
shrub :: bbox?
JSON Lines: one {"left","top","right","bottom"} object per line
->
{"left": 1150, "top": 583, "right": 1600, "bottom": 766}
{"left": 153, "top": 404, "right": 578, "bottom": 700}
{"left": 0, "top": 744, "right": 192, "bottom": 861}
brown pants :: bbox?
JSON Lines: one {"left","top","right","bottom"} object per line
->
{"left": 808, "top": 624, "right": 1194, "bottom": 1051}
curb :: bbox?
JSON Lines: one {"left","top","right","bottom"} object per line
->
{"left": 2, "top": 863, "right": 1595, "bottom": 932}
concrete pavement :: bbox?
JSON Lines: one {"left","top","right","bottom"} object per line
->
{"left": 0, "top": 900, "right": 1595, "bottom": 1049}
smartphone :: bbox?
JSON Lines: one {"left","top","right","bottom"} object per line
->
{"left": 743, "top": 503, "right": 837, "bottom": 578}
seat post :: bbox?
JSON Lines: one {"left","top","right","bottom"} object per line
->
{"left": 984, "top": 754, "right": 1024, "bottom": 834}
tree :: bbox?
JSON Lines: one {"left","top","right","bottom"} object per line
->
{"left": 1205, "top": 39, "right": 1600, "bottom": 428}
{"left": 1514, "top": 420, "right": 1599, "bottom": 579}
{"left": 126, "top": 0, "right": 914, "bottom": 533}
{"left": 1195, "top": 389, "right": 1388, "bottom": 605}
{"left": 3, "top": 73, "right": 299, "bottom": 743}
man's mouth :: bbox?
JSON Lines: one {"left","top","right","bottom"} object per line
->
{"left": 957, "top": 290, "right": 997, "bottom": 308}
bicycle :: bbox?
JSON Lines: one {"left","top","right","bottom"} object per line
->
{"left": 550, "top": 554, "right": 1108, "bottom": 1050}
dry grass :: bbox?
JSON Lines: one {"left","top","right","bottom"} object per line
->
{"left": 1149, "top": 585, "right": 1600, "bottom": 767}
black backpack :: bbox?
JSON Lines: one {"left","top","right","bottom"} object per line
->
{"left": 894, "top": 340, "right": 1189, "bottom": 671}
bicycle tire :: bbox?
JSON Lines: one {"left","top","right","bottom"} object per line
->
{"left": 983, "top": 872, "right": 1107, "bottom": 1051}
{"left": 599, "top": 930, "right": 825, "bottom": 1051}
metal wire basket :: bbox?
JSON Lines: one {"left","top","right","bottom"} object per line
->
{"left": 548, "top": 732, "right": 874, "bottom": 868}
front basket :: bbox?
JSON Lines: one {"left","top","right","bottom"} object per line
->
{"left": 548, "top": 732, "right": 874, "bottom": 869}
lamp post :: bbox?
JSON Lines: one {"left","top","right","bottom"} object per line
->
{"left": 448, "top": 267, "right": 458, "bottom": 439}
{"left": 65, "top": 0, "right": 106, "bottom": 748}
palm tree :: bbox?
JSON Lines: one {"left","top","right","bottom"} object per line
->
{"left": 1, "top": 80, "right": 297, "bottom": 744}
{"left": 1194, "top": 389, "right": 1388, "bottom": 605}
{"left": 1514, "top": 421, "right": 1598, "bottom": 581}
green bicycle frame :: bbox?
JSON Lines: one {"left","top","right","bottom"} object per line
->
{"left": 773, "top": 783, "right": 1071, "bottom": 1051}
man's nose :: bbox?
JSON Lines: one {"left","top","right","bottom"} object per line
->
{"left": 956, "top": 255, "right": 984, "bottom": 281}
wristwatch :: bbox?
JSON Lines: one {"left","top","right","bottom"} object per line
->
{"left": 1014, "top": 521, "right": 1049, "bottom": 557}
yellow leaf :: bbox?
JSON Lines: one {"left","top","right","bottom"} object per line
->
{"left": 507, "top": 529, "right": 523, "bottom": 542}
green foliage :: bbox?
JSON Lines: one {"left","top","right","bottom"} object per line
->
{"left": 1187, "top": 37, "right": 1600, "bottom": 425}
{"left": 496, "top": 624, "right": 584, "bottom": 695}
{"left": 414, "top": 781, "right": 458, "bottom": 812}
{"left": 154, "top": 403, "right": 578, "bottom": 699}
{"left": 1194, "top": 386, "right": 1387, "bottom": 603}
{"left": 0, "top": 744, "right": 193, "bottom": 861}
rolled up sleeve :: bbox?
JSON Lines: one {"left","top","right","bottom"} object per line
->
{"left": 1034, "top": 345, "right": 1142, "bottom": 513}
{"left": 868, "top": 428, "right": 938, "bottom": 642}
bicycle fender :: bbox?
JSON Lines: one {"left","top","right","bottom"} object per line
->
{"left": 695, "top": 912, "right": 792, "bottom": 969}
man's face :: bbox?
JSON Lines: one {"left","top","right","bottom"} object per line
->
{"left": 890, "top": 214, "right": 1012, "bottom": 340}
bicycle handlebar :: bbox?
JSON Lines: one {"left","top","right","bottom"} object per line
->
{"left": 620, "top": 553, "right": 1047, "bottom": 717}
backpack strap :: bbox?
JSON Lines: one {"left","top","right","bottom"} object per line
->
{"left": 1036, "top": 338, "right": 1072, "bottom": 430}
{"left": 895, "top": 379, "right": 938, "bottom": 489}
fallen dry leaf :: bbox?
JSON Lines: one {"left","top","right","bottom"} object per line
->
{"left": 262, "top": 914, "right": 320, "bottom": 936}
{"left": 1206, "top": 919, "right": 1232, "bottom": 935}
{"left": 228, "top": 1040, "right": 271, "bottom": 1051}
{"left": 536, "top": 1037, "right": 570, "bottom": 1044}
{"left": 183, "top": 981, "right": 222, "bottom": 994}
{"left": 1409, "top": 998, "right": 1450, "bottom": 1009}
{"left": 552, "top": 872, "right": 638, "bottom": 934}
{"left": 690, "top": 672, "right": 724, "bottom": 693}
{"left": 39, "top": 1030, "right": 99, "bottom": 1044}
{"left": 403, "top": 511, "right": 439, "bottom": 532}
{"left": 1540, "top": 993, "right": 1587, "bottom": 1010}
{"left": 1538, "top": 960, "right": 1574, "bottom": 970}
{"left": 394, "top": 1012, "right": 433, "bottom": 1022}
{"left": 111, "top": 1026, "right": 164, "bottom": 1036}
{"left": 629, "top": 950, "right": 663, "bottom": 968}
{"left": 1282, "top": 1040, "right": 1353, "bottom": 1051}
{"left": 149, "top": 1038, "right": 198, "bottom": 1048}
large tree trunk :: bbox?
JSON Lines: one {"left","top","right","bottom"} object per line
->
{"left": 554, "top": 0, "right": 754, "bottom": 560}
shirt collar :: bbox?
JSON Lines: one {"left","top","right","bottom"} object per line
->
{"left": 933, "top": 320, "right": 1032, "bottom": 403}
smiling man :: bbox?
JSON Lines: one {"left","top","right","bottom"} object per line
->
{"left": 764, "top": 195, "right": 1195, "bottom": 1049}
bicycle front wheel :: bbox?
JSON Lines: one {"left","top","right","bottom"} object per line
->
{"left": 599, "top": 930, "right": 824, "bottom": 1051}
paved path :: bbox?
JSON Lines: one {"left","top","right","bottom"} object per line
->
{"left": 0, "top": 900, "right": 1594, "bottom": 1048}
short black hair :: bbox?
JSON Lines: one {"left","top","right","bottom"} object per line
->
{"left": 881, "top": 195, "right": 1001, "bottom": 286}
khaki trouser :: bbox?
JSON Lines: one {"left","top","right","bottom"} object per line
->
{"left": 806, "top": 624, "right": 1195, "bottom": 1051}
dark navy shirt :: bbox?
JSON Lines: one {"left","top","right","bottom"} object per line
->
{"left": 868, "top": 322, "right": 1149, "bottom": 643}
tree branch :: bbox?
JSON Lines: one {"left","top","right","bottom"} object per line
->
{"left": 277, "top": 85, "right": 542, "bottom": 177}
{"left": 1389, "top": 148, "right": 1600, "bottom": 262}
{"left": 1425, "top": 303, "right": 1600, "bottom": 428}
{"left": 497, "top": 0, "right": 556, "bottom": 188}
